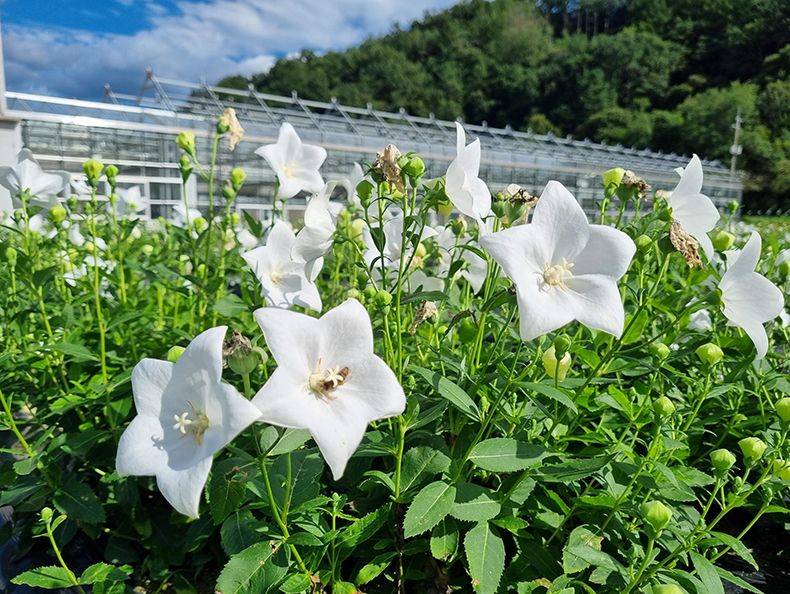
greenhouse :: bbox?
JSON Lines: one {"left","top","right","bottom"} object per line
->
{"left": 1, "top": 71, "right": 743, "bottom": 219}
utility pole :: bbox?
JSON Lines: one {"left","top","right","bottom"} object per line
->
{"left": 730, "top": 108, "right": 743, "bottom": 175}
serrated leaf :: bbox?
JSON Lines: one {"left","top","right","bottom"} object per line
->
{"left": 690, "top": 552, "right": 725, "bottom": 594}
{"left": 216, "top": 542, "right": 289, "bottom": 594}
{"left": 221, "top": 512, "right": 268, "bottom": 556}
{"left": 450, "top": 483, "right": 501, "bottom": 522}
{"left": 79, "top": 563, "right": 132, "bottom": 585}
{"left": 279, "top": 573, "right": 312, "bottom": 593}
{"left": 562, "top": 526, "right": 619, "bottom": 575}
{"left": 411, "top": 365, "right": 481, "bottom": 421}
{"left": 400, "top": 446, "right": 451, "bottom": 494}
{"left": 465, "top": 522, "right": 505, "bottom": 594}
{"left": 270, "top": 450, "right": 323, "bottom": 511}
{"left": 54, "top": 482, "right": 105, "bottom": 523}
{"left": 430, "top": 517, "right": 459, "bottom": 560}
{"left": 534, "top": 456, "right": 613, "bottom": 483}
{"left": 269, "top": 429, "right": 312, "bottom": 456}
{"left": 403, "top": 481, "right": 456, "bottom": 538}
{"left": 622, "top": 309, "right": 649, "bottom": 344}
{"left": 12, "top": 566, "right": 73, "bottom": 588}
{"left": 469, "top": 438, "right": 549, "bottom": 472}
{"left": 337, "top": 503, "right": 390, "bottom": 548}
{"left": 211, "top": 458, "right": 248, "bottom": 525}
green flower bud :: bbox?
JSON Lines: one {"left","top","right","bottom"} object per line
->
{"left": 349, "top": 218, "right": 366, "bottom": 244}
{"left": 345, "top": 288, "right": 360, "bottom": 300}
{"left": 230, "top": 212, "right": 241, "bottom": 226}
{"left": 552, "top": 335, "right": 572, "bottom": 359}
{"left": 222, "top": 185, "right": 236, "bottom": 202}
{"left": 437, "top": 198, "right": 454, "bottom": 217}
{"left": 141, "top": 244, "right": 154, "bottom": 256}
{"left": 457, "top": 320, "right": 478, "bottom": 343}
{"left": 230, "top": 167, "right": 247, "bottom": 190}
{"left": 82, "top": 158, "right": 104, "bottom": 183}
{"left": 772, "top": 459, "right": 790, "bottom": 481}
{"left": 695, "top": 343, "right": 723, "bottom": 366}
{"left": 166, "top": 346, "right": 186, "bottom": 362}
{"left": 602, "top": 167, "right": 626, "bottom": 188}
{"left": 650, "top": 343, "right": 671, "bottom": 360}
{"left": 739, "top": 437, "right": 767, "bottom": 462}
{"left": 375, "top": 290, "right": 393, "bottom": 307}
{"left": 710, "top": 449, "right": 736, "bottom": 473}
{"left": 84, "top": 241, "right": 95, "bottom": 253}
{"left": 402, "top": 156, "right": 426, "bottom": 180}
{"left": 228, "top": 344, "right": 266, "bottom": 377}
{"left": 450, "top": 218, "right": 467, "bottom": 236}
{"left": 712, "top": 230, "right": 735, "bottom": 252}
{"left": 49, "top": 205, "right": 67, "bottom": 224}
{"left": 653, "top": 396, "right": 675, "bottom": 418}
{"left": 363, "top": 286, "right": 377, "bottom": 300}
{"left": 653, "top": 586, "right": 686, "bottom": 594}
{"left": 727, "top": 200, "right": 739, "bottom": 216}
{"left": 5, "top": 247, "right": 18, "bottom": 265}
{"left": 104, "top": 164, "right": 119, "bottom": 183}
{"left": 779, "top": 259, "right": 790, "bottom": 278}
{"left": 634, "top": 234, "right": 652, "bottom": 253}
{"left": 41, "top": 507, "right": 53, "bottom": 523}
{"left": 216, "top": 116, "right": 231, "bottom": 134}
{"left": 641, "top": 500, "right": 672, "bottom": 534}
{"left": 66, "top": 196, "right": 78, "bottom": 211}
{"left": 357, "top": 180, "right": 374, "bottom": 209}
{"left": 193, "top": 216, "right": 207, "bottom": 232}
{"left": 542, "top": 346, "right": 572, "bottom": 382}
{"left": 491, "top": 200, "right": 508, "bottom": 219}
{"left": 775, "top": 397, "right": 790, "bottom": 423}
{"left": 179, "top": 254, "right": 190, "bottom": 263}
{"left": 176, "top": 131, "right": 196, "bottom": 154}
{"left": 196, "top": 263, "right": 206, "bottom": 277}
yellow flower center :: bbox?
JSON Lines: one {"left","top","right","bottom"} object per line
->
{"left": 308, "top": 358, "right": 349, "bottom": 401}
{"left": 282, "top": 163, "right": 296, "bottom": 179}
{"left": 269, "top": 268, "right": 284, "bottom": 285}
{"left": 542, "top": 258, "right": 574, "bottom": 292}
{"left": 173, "top": 401, "right": 210, "bottom": 445}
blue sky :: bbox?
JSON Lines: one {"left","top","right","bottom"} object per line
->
{"left": 1, "top": 0, "right": 459, "bottom": 99}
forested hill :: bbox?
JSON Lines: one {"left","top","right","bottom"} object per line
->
{"left": 218, "top": 0, "right": 790, "bottom": 210}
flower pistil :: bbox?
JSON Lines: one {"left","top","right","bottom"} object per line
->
{"left": 542, "top": 258, "right": 574, "bottom": 292}
{"left": 308, "top": 358, "right": 350, "bottom": 401}
{"left": 172, "top": 401, "right": 210, "bottom": 445}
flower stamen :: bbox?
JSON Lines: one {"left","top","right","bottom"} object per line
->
{"left": 308, "top": 358, "right": 350, "bottom": 401}
{"left": 542, "top": 258, "right": 574, "bottom": 292}
{"left": 173, "top": 400, "right": 210, "bottom": 445}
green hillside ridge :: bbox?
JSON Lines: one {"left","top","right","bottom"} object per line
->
{"left": 218, "top": 0, "right": 790, "bottom": 210}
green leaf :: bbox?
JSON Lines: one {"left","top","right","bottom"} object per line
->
{"left": 535, "top": 456, "right": 613, "bottom": 483}
{"left": 79, "top": 563, "right": 132, "bottom": 585}
{"left": 43, "top": 342, "right": 99, "bottom": 362}
{"left": 270, "top": 450, "right": 323, "bottom": 511}
{"left": 11, "top": 567, "right": 74, "bottom": 589}
{"left": 469, "top": 438, "right": 549, "bottom": 472}
{"left": 221, "top": 512, "right": 268, "bottom": 556}
{"left": 400, "top": 290, "right": 449, "bottom": 305}
{"left": 707, "top": 532, "right": 758, "bottom": 570}
{"left": 714, "top": 567, "right": 764, "bottom": 594}
{"left": 622, "top": 309, "right": 649, "bottom": 344}
{"left": 269, "top": 429, "right": 312, "bottom": 456}
{"left": 279, "top": 573, "right": 312, "bottom": 593}
{"left": 450, "top": 483, "right": 501, "bottom": 522}
{"left": 211, "top": 458, "right": 248, "bottom": 525}
{"left": 430, "top": 517, "right": 459, "bottom": 560}
{"left": 354, "top": 552, "right": 396, "bottom": 586}
{"left": 410, "top": 365, "right": 481, "bottom": 421}
{"left": 562, "top": 526, "right": 619, "bottom": 575}
{"left": 464, "top": 522, "right": 505, "bottom": 594}
{"left": 403, "top": 481, "right": 456, "bottom": 538}
{"left": 214, "top": 294, "right": 250, "bottom": 318}
{"left": 53, "top": 482, "right": 106, "bottom": 523}
{"left": 336, "top": 504, "right": 390, "bottom": 548}
{"left": 399, "top": 446, "right": 451, "bottom": 494}
{"left": 516, "top": 382, "right": 577, "bottom": 414}
{"left": 690, "top": 552, "right": 725, "bottom": 594}
{"left": 216, "top": 542, "right": 289, "bottom": 594}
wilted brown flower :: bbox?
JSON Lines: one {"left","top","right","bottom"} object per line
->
{"left": 670, "top": 220, "right": 703, "bottom": 268}
{"left": 409, "top": 300, "right": 438, "bottom": 335}
{"left": 222, "top": 329, "right": 252, "bottom": 361}
{"left": 622, "top": 170, "right": 651, "bottom": 199}
{"left": 221, "top": 108, "right": 245, "bottom": 151}
{"left": 373, "top": 144, "right": 406, "bottom": 194}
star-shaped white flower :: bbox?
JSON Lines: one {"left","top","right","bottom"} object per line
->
{"left": 255, "top": 123, "right": 327, "bottom": 200}
{"left": 445, "top": 123, "right": 492, "bottom": 220}
{"left": 342, "top": 163, "right": 366, "bottom": 208}
{"left": 243, "top": 220, "right": 322, "bottom": 312}
{"left": 667, "top": 155, "right": 721, "bottom": 261}
{"left": 252, "top": 299, "right": 405, "bottom": 479}
{"left": 0, "top": 149, "right": 70, "bottom": 209}
{"left": 116, "top": 326, "right": 262, "bottom": 518}
{"left": 292, "top": 182, "right": 338, "bottom": 280}
{"left": 480, "top": 181, "right": 636, "bottom": 342}
{"left": 173, "top": 203, "right": 201, "bottom": 230}
{"left": 362, "top": 212, "right": 437, "bottom": 280}
{"left": 719, "top": 231, "right": 784, "bottom": 359}
{"left": 115, "top": 186, "right": 148, "bottom": 218}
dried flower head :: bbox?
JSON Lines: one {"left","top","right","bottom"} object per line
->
{"left": 502, "top": 183, "right": 538, "bottom": 209}
{"left": 222, "top": 329, "right": 252, "bottom": 361}
{"left": 669, "top": 220, "right": 703, "bottom": 268}
{"left": 622, "top": 170, "right": 651, "bottom": 198}
{"left": 409, "top": 300, "right": 438, "bottom": 334}
{"left": 221, "top": 108, "right": 245, "bottom": 151}
{"left": 373, "top": 144, "right": 406, "bottom": 194}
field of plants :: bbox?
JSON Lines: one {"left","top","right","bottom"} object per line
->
{"left": 1, "top": 112, "right": 789, "bottom": 594}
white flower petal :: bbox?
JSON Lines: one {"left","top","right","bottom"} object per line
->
{"left": 319, "top": 298, "right": 375, "bottom": 367}
{"left": 131, "top": 358, "right": 174, "bottom": 417}
{"left": 667, "top": 155, "right": 720, "bottom": 259}
{"left": 572, "top": 225, "right": 636, "bottom": 278}
{"left": 531, "top": 181, "right": 590, "bottom": 261}
{"left": 155, "top": 457, "right": 213, "bottom": 518}
{"left": 515, "top": 279, "right": 577, "bottom": 341}
{"left": 568, "top": 275, "right": 627, "bottom": 337}
{"left": 115, "top": 415, "right": 167, "bottom": 476}
{"left": 254, "top": 307, "right": 321, "bottom": 376}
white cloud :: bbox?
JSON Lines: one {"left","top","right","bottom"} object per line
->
{"left": 3, "top": 0, "right": 459, "bottom": 98}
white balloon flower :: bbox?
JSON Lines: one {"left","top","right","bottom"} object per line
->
{"left": 362, "top": 212, "right": 437, "bottom": 280}
{"left": 292, "top": 182, "right": 339, "bottom": 281}
{"left": 116, "top": 326, "right": 262, "bottom": 518}
{"left": 243, "top": 220, "right": 322, "bottom": 312}
{"left": 666, "top": 154, "right": 721, "bottom": 261}
{"left": 718, "top": 231, "right": 784, "bottom": 360}
{"left": 480, "top": 181, "right": 636, "bottom": 342}
{"left": 252, "top": 299, "right": 406, "bottom": 480}
{"left": 444, "top": 123, "right": 492, "bottom": 221}
{"left": 0, "top": 149, "right": 70, "bottom": 209}
{"left": 114, "top": 186, "right": 148, "bottom": 218}
{"left": 256, "top": 123, "right": 327, "bottom": 200}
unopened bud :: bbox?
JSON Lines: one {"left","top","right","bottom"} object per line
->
{"left": 652, "top": 586, "right": 685, "bottom": 594}
{"left": 772, "top": 459, "right": 790, "bottom": 481}
{"left": 193, "top": 216, "right": 207, "bottom": 232}
{"left": 710, "top": 449, "right": 736, "bottom": 473}
{"left": 450, "top": 218, "right": 467, "bottom": 237}
{"left": 176, "top": 131, "right": 196, "bottom": 154}
{"left": 712, "top": 230, "right": 735, "bottom": 252}
{"left": 375, "top": 290, "right": 393, "bottom": 307}
{"left": 779, "top": 259, "right": 790, "bottom": 278}
{"left": 82, "top": 158, "right": 104, "bottom": 184}
{"left": 402, "top": 156, "right": 426, "bottom": 180}
{"left": 653, "top": 396, "right": 675, "bottom": 418}
{"left": 542, "top": 346, "right": 572, "bottom": 382}
{"left": 105, "top": 165, "right": 119, "bottom": 183}
{"left": 437, "top": 198, "right": 454, "bottom": 217}
{"left": 108, "top": 193, "right": 118, "bottom": 206}
{"left": 84, "top": 241, "right": 95, "bottom": 253}
{"left": 727, "top": 200, "right": 739, "bottom": 216}
{"left": 141, "top": 244, "right": 154, "bottom": 256}
{"left": 345, "top": 288, "right": 360, "bottom": 300}
{"left": 641, "top": 500, "right": 672, "bottom": 534}
{"left": 776, "top": 397, "right": 790, "bottom": 423}
{"left": 41, "top": 507, "right": 53, "bottom": 523}
{"left": 166, "top": 346, "right": 186, "bottom": 363}
{"left": 650, "top": 343, "right": 671, "bottom": 360}
{"left": 696, "top": 343, "right": 723, "bottom": 366}
{"left": 230, "top": 212, "right": 241, "bottom": 226}
{"left": 230, "top": 167, "right": 246, "bottom": 190}
{"left": 222, "top": 185, "right": 236, "bottom": 202}
{"left": 196, "top": 263, "right": 206, "bottom": 277}
{"left": 49, "top": 205, "right": 67, "bottom": 224}
{"left": 635, "top": 234, "right": 652, "bottom": 253}
{"left": 349, "top": 218, "right": 366, "bottom": 244}
{"left": 602, "top": 167, "right": 626, "bottom": 188}
{"left": 552, "top": 335, "right": 571, "bottom": 359}
{"left": 739, "top": 437, "right": 767, "bottom": 462}
{"left": 5, "top": 247, "right": 18, "bottom": 265}
{"left": 67, "top": 196, "right": 78, "bottom": 211}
